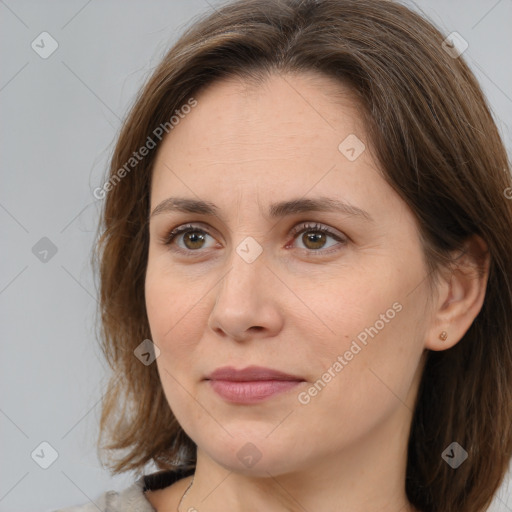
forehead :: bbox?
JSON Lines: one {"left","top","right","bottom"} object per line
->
{"left": 150, "top": 72, "right": 376, "bottom": 202}
{"left": 163, "top": 71, "right": 361, "bottom": 147}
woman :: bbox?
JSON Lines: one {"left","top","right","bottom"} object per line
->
{"left": 56, "top": 0, "right": 512, "bottom": 511}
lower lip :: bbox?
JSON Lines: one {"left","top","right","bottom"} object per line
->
{"left": 208, "top": 379, "right": 303, "bottom": 404}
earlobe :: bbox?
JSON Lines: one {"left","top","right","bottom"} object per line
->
{"left": 425, "top": 235, "right": 490, "bottom": 352}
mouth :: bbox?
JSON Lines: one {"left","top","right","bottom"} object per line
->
{"left": 204, "top": 365, "right": 306, "bottom": 404}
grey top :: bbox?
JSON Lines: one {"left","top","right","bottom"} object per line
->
{"left": 52, "top": 468, "right": 194, "bottom": 512}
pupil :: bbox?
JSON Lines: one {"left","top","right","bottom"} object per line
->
{"left": 304, "top": 232, "right": 325, "bottom": 249}
{"left": 186, "top": 232, "right": 204, "bottom": 248}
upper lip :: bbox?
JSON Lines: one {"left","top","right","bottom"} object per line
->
{"left": 205, "top": 365, "right": 304, "bottom": 382}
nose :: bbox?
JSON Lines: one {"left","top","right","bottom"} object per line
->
{"left": 207, "top": 244, "right": 283, "bottom": 342}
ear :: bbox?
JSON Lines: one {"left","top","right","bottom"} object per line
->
{"left": 425, "top": 235, "right": 490, "bottom": 351}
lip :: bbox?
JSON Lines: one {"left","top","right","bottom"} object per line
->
{"left": 206, "top": 365, "right": 304, "bottom": 382}
{"left": 205, "top": 365, "right": 305, "bottom": 404}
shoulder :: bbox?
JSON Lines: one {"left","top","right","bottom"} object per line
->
{"left": 52, "top": 467, "right": 195, "bottom": 512}
{"left": 51, "top": 476, "right": 150, "bottom": 512}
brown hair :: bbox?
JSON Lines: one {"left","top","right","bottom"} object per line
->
{"left": 92, "top": 1, "right": 512, "bottom": 510}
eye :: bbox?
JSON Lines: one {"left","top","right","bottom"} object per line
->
{"left": 288, "top": 222, "right": 347, "bottom": 254}
{"left": 160, "top": 224, "right": 218, "bottom": 254}
{"left": 160, "top": 222, "right": 347, "bottom": 256}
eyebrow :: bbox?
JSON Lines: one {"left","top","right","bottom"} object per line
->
{"left": 150, "top": 196, "right": 373, "bottom": 222}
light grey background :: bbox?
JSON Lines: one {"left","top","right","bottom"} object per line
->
{"left": 1, "top": 1, "right": 511, "bottom": 511}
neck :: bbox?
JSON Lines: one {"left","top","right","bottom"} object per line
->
{"left": 180, "top": 411, "right": 417, "bottom": 512}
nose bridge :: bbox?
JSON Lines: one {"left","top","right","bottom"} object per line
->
{"left": 219, "top": 184, "right": 268, "bottom": 292}
{"left": 218, "top": 235, "right": 266, "bottom": 302}
{"left": 208, "top": 233, "right": 281, "bottom": 339}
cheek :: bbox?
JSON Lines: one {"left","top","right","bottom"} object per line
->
{"left": 145, "top": 264, "right": 208, "bottom": 366}
{"left": 145, "top": 268, "right": 208, "bottom": 426}
{"left": 302, "top": 261, "right": 427, "bottom": 407}
{"left": 315, "top": 299, "right": 425, "bottom": 419}
{"left": 292, "top": 304, "right": 424, "bottom": 455}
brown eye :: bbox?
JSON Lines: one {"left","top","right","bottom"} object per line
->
{"left": 290, "top": 223, "right": 347, "bottom": 254}
{"left": 182, "top": 230, "right": 207, "bottom": 250}
{"left": 161, "top": 222, "right": 347, "bottom": 257}
{"left": 162, "top": 224, "right": 217, "bottom": 253}
{"left": 301, "top": 231, "right": 328, "bottom": 250}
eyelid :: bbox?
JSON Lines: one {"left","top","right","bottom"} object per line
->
{"left": 287, "top": 222, "right": 348, "bottom": 255}
{"left": 288, "top": 222, "right": 347, "bottom": 242}
{"left": 159, "top": 222, "right": 218, "bottom": 246}
{"left": 159, "top": 220, "right": 348, "bottom": 255}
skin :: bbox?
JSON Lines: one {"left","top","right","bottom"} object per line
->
{"left": 144, "top": 71, "right": 489, "bottom": 512}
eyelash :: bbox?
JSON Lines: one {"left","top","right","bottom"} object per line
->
{"left": 160, "top": 222, "right": 347, "bottom": 257}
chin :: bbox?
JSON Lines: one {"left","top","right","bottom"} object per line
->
{"left": 196, "top": 431, "right": 311, "bottom": 478}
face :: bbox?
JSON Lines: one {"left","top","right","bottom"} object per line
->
{"left": 145, "top": 72, "right": 432, "bottom": 478}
